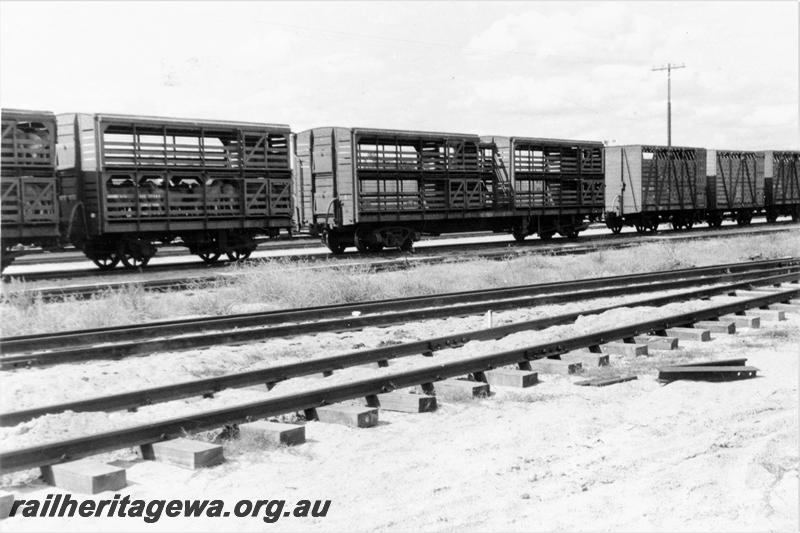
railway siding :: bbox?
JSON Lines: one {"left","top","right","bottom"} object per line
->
{"left": 0, "top": 287, "right": 797, "bottom": 476}
{"left": 1, "top": 262, "right": 797, "bottom": 367}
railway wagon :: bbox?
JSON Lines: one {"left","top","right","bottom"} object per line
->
{"left": 705, "top": 150, "right": 764, "bottom": 227}
{"left": 482, "top": 136, "right": 604, "bottom": 240}
{"left": 57, "top": 113, "right": 293, "bottom": 268}
{"left": 764, "top": 151, "right": 800, "bottom": 222}
{"left": 604, "top": 145, "right": 707, "bottom": 233}
{"left": 1, "top": 108, "right": 61, "bottom": 270}
{"left": 294, "top": 127, "right": 517, "bottom": 253}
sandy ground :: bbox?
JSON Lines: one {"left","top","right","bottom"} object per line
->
{"left": 0, "top": 291, "right": 797, "bottom": 531}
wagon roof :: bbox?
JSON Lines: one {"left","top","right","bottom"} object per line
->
{"left": 482, "top": 135, "right": 604, "bottom": 147}
{"left": 1, "top": 108, "right": 56, "bottom": 121}
{"left": 763, "top": 149, "right": 800, "bottom": 154}
{"left": 303, "top": 127, "right": 481, "bottom": 140}
{"left": 60, "top": 113, "right": 290, "bottom": 132}
{"left": 608, "top": 144, "right": 705, "bottom": 151}
{"left": 708, "top": 148, "right": 763, "bottom": 154}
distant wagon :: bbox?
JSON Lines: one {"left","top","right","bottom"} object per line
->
{"left": 764, "top": 151, "right": 800, "bottom": 222}
{"left": 57, "top": 113, "right": 293, "bottom": 268}
{"left": 294, "top": 127, "right": 516, "bottom": 253}
{"left": 705, "top": 150, "right": 764, "bottom": 227}
{"left": 604, "top": 145, "right": 707, "bottom": 233}
{"left": 1, "top": 108, "right": 60, "bottom": 270}
{"left": 482, "top": 136, "right": 604, "bottom": 240}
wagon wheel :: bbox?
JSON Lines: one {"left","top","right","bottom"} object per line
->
{"left": 366, "top": 243, "right": 384, "bottom": 252}
{"left": 648, "top": 220, "right": 659, "bottom": 233}
{"left": 198, "top": 251, "right": 222, "bottom": 264}
{"left": 608, "top": 221, "right": 623, "bottom": 234}
{"left": 92, "top": 254, "right": 120, "bottom": 270}
{"left": 560, "top": 228, "right": 579, "bottom": 239}
{"left": 323, "top": 230, "right": 347, "bottom": 255}
{"left": 399, "top": 238, "right": 414, "bottom": 252}
{"left": 226, "top": 249, "right": 252, "bottom": 262}
{"left": 685, "top": 219, "right": 694, "bottom": 230}
{"left": 1, "top": 249, "right": 14, "bottom": 272}
{"left": 635, "top": 223, "right": 648, "bottom": 234}
{"left": 354, "top": 233, "right": 371, "bottom": 253}
{"left": 512, "top": 226, "right": 527, "bottom": 242}
{"left": 120, "top": 252, "right": 151, "bottom": 269}
{"left": 538, "top": 231, "right": 554, "bottom": 241}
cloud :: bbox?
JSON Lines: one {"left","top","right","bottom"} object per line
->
{"left": 1, "top": 1, "right": 796, "bottom": 149}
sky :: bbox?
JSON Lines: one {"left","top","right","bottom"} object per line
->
{"left": 1, "top": 1, "right": 797, "bottom": 150}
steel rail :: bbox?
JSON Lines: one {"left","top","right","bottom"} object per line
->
{"left": 0, "top": 240, "right": 771, "bottom": 302}
{"left": 1, "top": 287, "right": 796, "bottom": 475}
{"left": 7, "top": 240, "right": 787, "bottom": 303}
{"left": 19, "top": 275, "right": 221, "bottom": 300}
{"left": 1, "top": 271, "right": 797, "bottom": 426}
{"left": 2, "top": 257, "right": 796, "bottom": 355}
{"left": 2, "top": 266, "right": 798, "bottom": 369}
{"left": 4, "top": 222, "right": 797, "bottom": 285}
{"left": 2, "top": 255, "right": 451, "bottom": 301}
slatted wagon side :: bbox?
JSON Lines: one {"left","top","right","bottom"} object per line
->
{"left": 1, "top": 108, "right": 61, "bottom": 270}
{"left": 604, "top": 145, "right": 706, "bottom": 233}
{"left": 295, "top": 127, "right": 516, "bottom": 253}
{"left": 764, "top": 151, "right": 800, "bottom": 222}
{"left": 483, "top": 136, "right": 604, "bottom": 240}
{"left": 57, "top": 113, "right": 292, "bottom": 268}
{"left": 705, "top": 150, "right": 764, "bottom": 226}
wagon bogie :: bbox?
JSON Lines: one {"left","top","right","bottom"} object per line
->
{"left": 182, "top": 229, "right": 258, "bottom": 263}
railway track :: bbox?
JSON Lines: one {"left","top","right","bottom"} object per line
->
{"left": 2, "top": 258, "right": 798, "bottom": 367}
{"left": 4, "top": 222, "right": 799, "bottom": 301}
{"left": 6, "top": 230, "right": 504, "bottom": 266}
{"left": 0, "top": 275, "right": 797, "bottom": 475}
{"left": 3, "top": 220, "right": 798, "bottom": 287}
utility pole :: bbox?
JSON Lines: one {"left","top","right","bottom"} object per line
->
{"left": 652, "top": 63, "right": 685, "bottom": 147}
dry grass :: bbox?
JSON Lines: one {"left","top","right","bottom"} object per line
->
{"left": 2, "top": 233, "right": 798, "bottom": 337}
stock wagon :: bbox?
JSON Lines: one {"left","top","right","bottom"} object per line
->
{"left": 1, "top": 108, "right": 60, "bottom": 269}
{"left": 482, "top": 136, "right": 604, "bottom": 240}
{"left": 764, "top": 151, "right": 800, "bottom": 222}
{"left": 705, "top": 150, "right": 764, "bottom": 226}
{"left": 604, "top": 145, "right": 707, "bottom": 233}
{"left": 294, "top": 127, "right": 516, "bottom": 253}
{"left": 57, "top": 113, "right": 293, "bottom": 268}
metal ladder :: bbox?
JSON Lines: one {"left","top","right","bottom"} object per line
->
{"left": 490, "top": 146, "right": 514, "bottom": 206}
